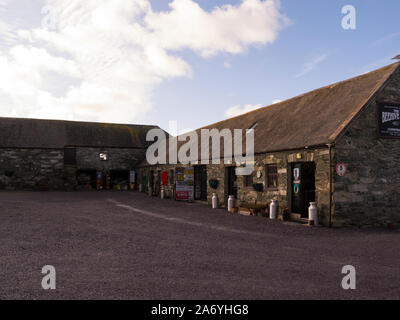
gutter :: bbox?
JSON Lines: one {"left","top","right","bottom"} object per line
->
{"left": 327, "top": 143, "right": 334, "bottom": 228}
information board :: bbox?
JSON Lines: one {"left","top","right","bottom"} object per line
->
{"left": 175, "top": 167, "right": 194, "bottom": 201}
{"left": 378, "top": 103, "right": 400, "bottom": 138}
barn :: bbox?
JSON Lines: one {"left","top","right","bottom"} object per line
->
{"left": 137, "top": 62, "right": 400, "bottom": 227}
{"left": 0, "top": 118, "right": 159, "bottom": 191}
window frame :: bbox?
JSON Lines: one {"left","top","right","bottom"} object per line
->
{"left": 265, "top": 164, "right": 278, "bottom": 190}
{"left": 64, "top": 147, "right": 77, "bottom": 165}
{"left": 243, "top": 173, "right": 254, "bottom": 188}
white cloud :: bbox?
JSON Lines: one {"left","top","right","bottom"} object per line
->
{"left": 0, "top": 1, "right": 17, "bottom": 45}
{"left": 225, "top": 103, "right": 262, "bottom": 118}
{"left": 272, "top": 99, "right": 281, "bottom": 104}
{"left": 145, "top": 0, "right": 290, "bottom": 58}
{"left": 370, "top": 32, "right": 400, "bottom": 48}
{"left": 0, "top": 0, "right": 289, "bottom": 124}
{"left": 224, "top": 61, "right": 232, "bottom": 69}
{"left": 295, "top": 54, "right": 328, "bottom": 78}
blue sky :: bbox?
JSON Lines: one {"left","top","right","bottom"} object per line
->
{"left": 151, "top": 0, "right": 400, "bottom": 132}
{"left": 0, "top": 0, "right": 399, "bottom": 134}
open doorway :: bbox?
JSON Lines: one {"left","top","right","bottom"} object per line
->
{"left": 194, "top": 165, "right": 207, "bottom": 201}
{"left": 110, "top": 170, "right": 129, "bottom": 190}
{"left": 76, "top": 169, "right": 97, "bottom": 190}
{"left": 291, "top": 162, "right": 316, "bottom": 218}
{"left": 225, "top": 166, "right": 237, "bottom": 202}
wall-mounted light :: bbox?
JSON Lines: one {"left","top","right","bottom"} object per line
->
{"left": 99, "top": 152, "right": 109, "bottom": 161}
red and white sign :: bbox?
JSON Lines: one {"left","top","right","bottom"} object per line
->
{"left": 176, "top": 191, "right": 189, "bottom": 200}
{"left": 336, "top": 162, "right": 347, "bottom": 177}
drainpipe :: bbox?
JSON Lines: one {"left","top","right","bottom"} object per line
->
{"left": 327, "top": 143, "right": 333, "bottom": 228}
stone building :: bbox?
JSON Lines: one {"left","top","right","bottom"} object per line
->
{"left": 0, "top": 118, "right": 159, "bottom": 190}
{"left": 137, "top": 62, "right": 400, "bottom": 227}
{"left": 1, "top": 62, "right": 399, "bottom": 227}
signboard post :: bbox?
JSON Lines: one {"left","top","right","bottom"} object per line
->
{"left": 175, "top": 167, "right": 194, "bottom": 201}
{"left": 129, "top": 170, "right": 136, "bottom": 190}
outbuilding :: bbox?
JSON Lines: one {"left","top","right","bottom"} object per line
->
{"left": 138, "top": 62, "right": 400, "bottom": 227}
{"left": 0, "top": 118, "right": 160, "bottom": 191}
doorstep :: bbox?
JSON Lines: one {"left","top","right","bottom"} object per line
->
{"left": 289, "top": 213, "right": 309, "bottom": 224}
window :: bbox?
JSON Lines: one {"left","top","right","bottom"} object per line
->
{"left": 5, "top": 170, "right": 14, "bottom": 177}
{"left": 64, "top": 148, "right": 76, "bottom": 165}
{"left": 244, "top": 173, "right": 253, "bottom": 188}
{"left": 266, "top": 164, "right": 278, "bottom": 189}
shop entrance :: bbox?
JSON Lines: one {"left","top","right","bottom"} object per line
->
{"left": 76, "top": 169, "right": 96, "bottom": 190}
{"left": 194, "top": 165, "right": 207, "bottom": 201}
{"left": 225, "top": 166, "right": 237, "bottom": 201}
{"left": 149, "top": 170, "right": 154, "bottom": 195}
{"left": 110, "top": 170, "right": 129, "bottom": 190}
{"left": 291, "top": 162, "right": 316, "bottom": 218}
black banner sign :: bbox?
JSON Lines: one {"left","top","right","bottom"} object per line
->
{"left": 377, "top": 103, "right": 400, "bottom": 138}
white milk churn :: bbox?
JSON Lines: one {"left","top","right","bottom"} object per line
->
{"left": 228, "top": 195, "right": 235, "bottom": 212}
{"left": 308, "top": 202, "right": 318, "bottom": 226}
{"left": 269, "top": 200, "right": 278, "bottom": 219}
{"left": 212, "top": 193, "right": 218, "bottom": 209}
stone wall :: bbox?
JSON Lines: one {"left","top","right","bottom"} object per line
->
{"left": 0, "top": 147, "right": 146, "bottom": 190}
{"left": 0, "top": 148, "right": 65, "bottom": 190}
{"left": 76, "top": 147, "right": 145, "bottom": 170}
{"left": 237, "top": 149, "right": 330, "bottom": 224}
{"left": 333, "top": 68, "right": 400, "bottom": 227}
{"left": 137, "top": 146, "right": 331, "bottom": 224}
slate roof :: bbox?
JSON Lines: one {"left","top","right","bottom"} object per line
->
{"left": 196, "top": 62, "right": 400, "bottom": 155}
{"left": 0, "top": 117, "right": 160, "bottom": 149}
{"left": 138, "top": 62, "right": 400, "bottom": 166}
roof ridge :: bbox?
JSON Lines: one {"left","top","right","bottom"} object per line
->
{"left": 0, "top": 116, "right": 159, "bottom": 128}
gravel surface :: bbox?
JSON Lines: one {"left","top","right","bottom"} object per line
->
{"left": 0, "top": 191, "right": 399, "bottom": 300}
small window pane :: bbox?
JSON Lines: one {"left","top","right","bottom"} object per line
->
{"left": 244, "top": 174, "right": 253, "bottom": 187}
{"left": 266, "top": 164, "right": 278, "bottom": 189}
{"left": 64, "top": 148, "right": 76, "bottom": 165}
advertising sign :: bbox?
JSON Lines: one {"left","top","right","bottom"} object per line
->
{"left": 175, "top": 167, "right": 194, "bottom": 201}
{"left": 129, "top": 171, "right": 136, "bottom": 183}
{"left": 161, "top": 171, "right": 168, "bottom": 186}
{"left": 293, "top": 183, "right": 300, "bottom": 195}
{"left": 377, "top": 103, "right": 400, "bottom": 138}
{"left": 293, "top": 168, "right": 300, "bottom": 183}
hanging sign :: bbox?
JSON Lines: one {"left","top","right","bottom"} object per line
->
{"left": 293, "top": 183, "right": 300, "bottom": 195}
{"left": 377, "top": 103, "right": 400, "bottom": 138}
{"left": 293, "top": 168, "right": 300, "bottom": 182}
{"left": 129, "top": 171, "right": 136, "bottom": 183}
{"left": 161, "top": 171, "right": 168, "bottom": 185}
{"left": 336, "top": 162, "right": 347, "bottom": 177}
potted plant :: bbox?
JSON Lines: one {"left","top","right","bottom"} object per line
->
{"left": 245, "top": 202, "right": 267, "bottom": 216}
{"left": 282, "top": 207, "right": 290, "bottom": 221}
{"left": 262, "top": 206, "right": 269, "bottom": 218}
{"left": 252, "top": 183, "right": 263, "bottom": 192}
{"left": 209, "top": 179, "right": 219, "bottom": 189}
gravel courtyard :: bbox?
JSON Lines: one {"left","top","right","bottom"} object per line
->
{"left": 0, "top": 191, "right": 399, "bottom": 300}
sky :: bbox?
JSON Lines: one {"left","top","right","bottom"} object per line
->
{"left": 0, "top": 0, "right": 399, "bottom": 134}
